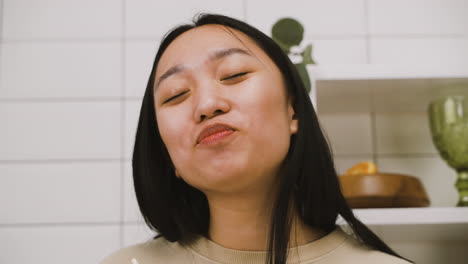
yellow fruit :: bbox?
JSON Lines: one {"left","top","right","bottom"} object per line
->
{"left": 344, "top": 161, "right": 378, "bottom": 176}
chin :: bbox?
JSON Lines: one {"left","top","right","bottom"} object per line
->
{"left": 193, "top": 169, "right": 252, "bottom": 194}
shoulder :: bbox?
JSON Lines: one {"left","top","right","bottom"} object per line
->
{"left": 99, "top": 237, "right": 192, "bottom": 264}
{"left": 332, "top": 233, "right": 411, "bottom": 264}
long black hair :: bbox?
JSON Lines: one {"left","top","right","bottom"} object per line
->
{"left": 132, "top": 13, "right": 410, "bottom": 264}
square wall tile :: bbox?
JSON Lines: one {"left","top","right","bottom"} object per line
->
{"left": 377, "top": 157, "right": 458, "bottom": 206}
{"left": 371, "top": 79, "right": 435, "bottom": 113}
{"left": 0, "top": 162, "right": 120, "bottom": 224}
{"left": 123, "top": 223, "right": 155, "bottom": 247}
{"left": 3, "top": 0, "right": 122, "bottom": 39}
{"left": 247, "top": 0, "right": 366, "bottom": 36}
{"left": 124, "top": 100, "right": 142, "bottom": 160}
{"left": 0, "top": 225, "right": 120, "bottom": 264}
{"left": 369, "top": 0, "right": 468, "bottom": 35}
{"left": 306, "top": 39, "right": 367, "bottom": 65}
{"left": 125, "top": 0, "right": 244, "bottom": 38}
{"left": 316, "top": 79, "right": 372, "bottom": 114}
{"left": 125, "top": 41, "right": 159, "bottom": 98}
{"left": 318, "top": 113, "right": 373, "bottom": 155}
{"left": 0, "top": 102, "right": 121, "bottom": 160}
{"left": 0, "top": 42, "right": 121, "bottom": 98}
{"left": 370, "top": 38, "right": 468, "bottom": 69}
{"left": 375, "top": 112, "right": 438, "bottom": 155}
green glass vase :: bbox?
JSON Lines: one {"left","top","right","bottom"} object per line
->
{"left": 428, "top": 95, "right": 468, "bottom": 206}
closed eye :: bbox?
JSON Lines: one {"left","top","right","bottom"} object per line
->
{"left": 163, "top": 90, "right": 189, "bottom": 104}
{"left": 221, "top": 72, "right": 249, "bottom": 81}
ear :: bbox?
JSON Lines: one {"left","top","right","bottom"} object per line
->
{"left": 287, "top": 98, "right": 298, "bottom": 135}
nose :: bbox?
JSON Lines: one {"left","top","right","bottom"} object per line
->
{"left": 193, "top": 83, "right": 231, "bottom": 123}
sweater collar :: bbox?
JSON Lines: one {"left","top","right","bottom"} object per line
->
{"left": 187, "top": 227, "right": 348, "bottom": 264}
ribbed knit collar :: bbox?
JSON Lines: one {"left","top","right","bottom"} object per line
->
{"left": 187, "top": 228, "right": 348, "bottom": 264}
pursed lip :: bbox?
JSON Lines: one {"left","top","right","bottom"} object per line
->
{"left": 196, "top": 123, "right": 236, "bottom": 145}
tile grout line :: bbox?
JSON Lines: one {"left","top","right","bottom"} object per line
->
{"left": 369, "top": 80, "right": 379, "bottom": 165}
{"left": 0, "top": 158, "right": 123, "bottom": 164}
{"left": 363, "top": 33, "right": 468, "bottom": 39}
{"left": 364, "top": 0, "right": 378, "bottom": 164}
{"left": 243, "top": 0, "right": 248, "bottom": 22}
{"left": 0, "top": 153, "right": 441, "bottom": 165}
{"left": 119, "top": 0, "right": 127, "bottom": 249}
{"left": 0, "top": 0, "right": 4, "bottom": 86}
{"left": 0, "top": 222, "right": 122, "bottom": 227}
{"left": 334, "top": 153, "right": 440, "bottom": 158}
{"left": 363, "top": 0, "right": 371, "bottom": 64}
{"left": 2, "top": 34, "right": 468, "bottom": 44}
{"left": 0, "top": 221, "right": 143, "bottom": 228}
{"left": 0, "top": 97, "right": 142, "bottom": 103}
{"left": 1, "top": 37, "right": 124, "bottom": 43}
{"left": 370, "top": 111, "right": 379, "bottom": 166}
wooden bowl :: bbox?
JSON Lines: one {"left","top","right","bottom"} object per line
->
{"left": 339, "top": 173, "right": 430, "bottom": 208}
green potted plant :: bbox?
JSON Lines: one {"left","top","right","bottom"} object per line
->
{"left": 271, "top": 18, "right": 315, "bottom": 93}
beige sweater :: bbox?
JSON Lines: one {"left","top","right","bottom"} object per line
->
{"left": 100, "top": 228, "right": 410, "bottom": 264}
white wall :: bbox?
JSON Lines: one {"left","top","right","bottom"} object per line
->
{"left": 1, "top": 0, "right": 467, "bottom": 263}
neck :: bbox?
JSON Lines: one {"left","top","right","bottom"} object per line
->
{"left": 205, "top": 190, "right": 325, "bottom": 251}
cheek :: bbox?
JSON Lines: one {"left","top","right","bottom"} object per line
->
{"left": 240, "top": 75, "right": 292, "bottom": 154}
{"left": 240, "top": 75, "right": 289, "bottom": 127}
{"left": 156, "top": 109, "right": 192, "bottom": 162}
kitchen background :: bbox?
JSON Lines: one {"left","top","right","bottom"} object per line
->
{"left": 1, "top": 0, "right": 467, "bottom": 263}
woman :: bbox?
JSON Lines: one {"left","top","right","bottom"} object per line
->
{"left": 101, "top": 13, "right": 411, "bottom": 264}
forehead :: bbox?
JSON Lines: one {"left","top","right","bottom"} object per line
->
{"left": 155, "top": 24, "right": 272, "bottom": 78}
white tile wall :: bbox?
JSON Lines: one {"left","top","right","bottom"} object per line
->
{"left": 125, "top": 41, "right": 159, "bottom": 98}
{"left": 0, "top": 42, "right": 122, "bottom": 98}
{"left": 305, "top": 39, "right": 367, "bottom": 65}
{"left": 0, "top": 162, "right": 120, "bottom": 224}
{"left": 125, "top": 0, "right": 245, "bottom": 39}
{"left": 370, "top": 38, "right": 468, "bottom": 67}
{"left": 2, "top": 1, "right": 468, "bottom": 263}
{"left": 375, "top": 112, "right": 438, "bottom": 154}
{"left": 316, "top": 80, "right": 373, "bottom": 113}
{"left": 318, "top": 113, "right": 373, "bottom": 155}
{"left": 371, "top": 79, "right": 434, "bottom": 113}
{"left": 0, "top": 225, "right": 120, "bottom": 264}
{"left": 0, "top": 102, "right": 121, "bottom": 160}
{"left": 124, "top": 100, "right": 142, "bottom": 160}
{"left": 368, "top": 0, "right": 468, "bottom": 35}
{"left": 2, "top": 0, "right": 122, "bottom": 39}
{"left": 246, "top": 0, "right": 366, "bottom": 37}
{"left": 123, "top": 223, "right": 155, "bottom": 247}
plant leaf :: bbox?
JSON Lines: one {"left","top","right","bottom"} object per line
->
{"left": 301, "top": 44, "right": 315, "bottom": 65}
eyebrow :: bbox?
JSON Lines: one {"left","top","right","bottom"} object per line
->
{"left": 154, "top": 47, "right": 252, "bottom": 89}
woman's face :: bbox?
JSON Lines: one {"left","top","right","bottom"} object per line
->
{"left": 153, "top": 25, "right": 297, "bottom": 195}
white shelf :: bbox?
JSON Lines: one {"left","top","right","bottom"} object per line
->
{"left": 338, "top": 207, "right": 468, "bottom": 241}
{"left": 337, "top": 207, "right": 468, "bottom": 226}
{"left": 310, "top": 65, "right": 468, "bottom": 243}
{"left": 308, "top": 64, "right": 468, "bottom": 80}
{"left": 308, "top": 65, "right": 468, "bottom": 114}
{"left": 353, "top": 207, "right": 468, "bottom": 225}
